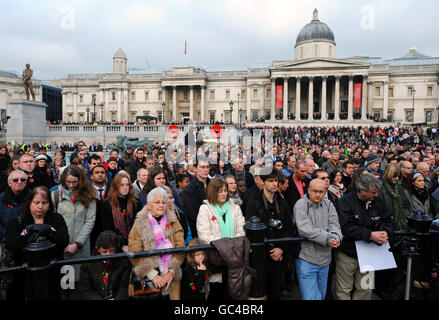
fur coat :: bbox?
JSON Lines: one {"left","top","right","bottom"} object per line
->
{"left": 128, "top": 206, "right": 185, "bottom": 300}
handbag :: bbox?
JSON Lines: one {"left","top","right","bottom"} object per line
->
{"left": 129, "top": 270, "right": 161, "bottom": 300}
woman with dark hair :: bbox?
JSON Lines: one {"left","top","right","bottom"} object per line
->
{"left": 328, "top": 170, "right": 345, "bottom": 202}
{"left": 139, "top": 167, "right": 184, "bottom": 211}
{"left": 101, "top": 172, "right": 141, "bottom": 252}
{"left": 403, "top": 172, "right": 434, "bottom": 218}
{"left": 51, "top": 165, "right": 97, "bottom": 298}
{"left": 196, "top": 177, "right": 246, "bottom": 300}
{"left": 5, "top": 186, "right": 69, "bottom": 300}
{"left": 0, "top": 155, "right": 20, "bottom": 193}
{"left": 0, "top": 145, "right": 10, "bottom": 173}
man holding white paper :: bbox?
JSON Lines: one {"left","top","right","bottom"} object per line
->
{"left": 335, "top": 173, "right": 394, "bottom": 300}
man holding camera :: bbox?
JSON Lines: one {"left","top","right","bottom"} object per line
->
{"left": 245, "top": 169, "right": 293, "bottom": 300}
{"left": 335, "top": 173, "right": 394, "bottom": 300}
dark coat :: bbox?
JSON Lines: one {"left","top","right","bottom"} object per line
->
{"left": 0, "top": 188, "right": 29, "bottom": 242}
{"left": 182, "top": 177, "right": 209, "bottom": 238}
{"left": 26, "top": 167, "right": 55, "bottom": 190}
{"left": 285, "top": 175, "right": 310, "bottom": 211}
{"left": 89, "top": 184, "right": 111, "bottom": 254}
{"left": 336, "top": 191, "right": 395, "bottom": 259}
{"left": 210, "top": 236, "right": 255, "bottom": 300}
{"left": 5, "top": 212, "right": 69, "bottom": 300}
{"left": 78, "top": 258, "right": 131, "bottom": 300}
{"left": 181, "top": 265, "right": 208, "bottom": 300}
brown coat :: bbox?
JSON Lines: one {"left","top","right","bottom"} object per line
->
{"left": 128, "top": 206, "right": 185, "bottom": 300}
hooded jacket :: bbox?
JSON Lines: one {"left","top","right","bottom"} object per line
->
{"left": 209, "top": 236, "right": 256, "bottom": 300}
{"left": 293, "top": 195, "right": 342, "bottom": 266}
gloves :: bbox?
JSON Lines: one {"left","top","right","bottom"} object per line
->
{"left": 25, "top": 224, "right": 55, "bottom": 242}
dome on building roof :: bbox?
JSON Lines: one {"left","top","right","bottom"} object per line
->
{"left": 295, "top": 9, "right": 335, "bottom": 47}
{"left": 113, "top": 48, "right": 127, "bottom": 60}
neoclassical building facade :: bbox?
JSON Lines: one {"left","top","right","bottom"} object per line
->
{"left": 59, "top": 9, "right": 439, "bottom": 125}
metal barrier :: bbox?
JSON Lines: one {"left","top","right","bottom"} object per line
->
{"left": 0, "top": 217, "right": 304, "bottom": 300}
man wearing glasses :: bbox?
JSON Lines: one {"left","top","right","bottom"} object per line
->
{"left": 293, "top": 179, "right": 342, "bottom": 300}
{"left": 69, "top": 141, "right": 87, "bottom": 164}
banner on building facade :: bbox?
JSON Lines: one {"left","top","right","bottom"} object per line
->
{"left": 276, "top": 85, "right": 283, "bottom": 109}
{"left": 354, "top": 83, "right": 362, "bottom": 108}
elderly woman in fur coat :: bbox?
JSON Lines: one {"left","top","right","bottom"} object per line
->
{"left": 128, "top": 187, "right": 185, "bottom": 300}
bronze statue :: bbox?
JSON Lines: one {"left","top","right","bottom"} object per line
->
{"left": 22, "top": 64, "right": 35, "bottom": 100}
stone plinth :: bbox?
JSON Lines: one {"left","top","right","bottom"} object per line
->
{"left": 6, "top": 99, "right": 48, "bottom": 143}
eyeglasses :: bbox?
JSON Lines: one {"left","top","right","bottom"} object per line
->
{"left": 11, "top": 178, "right": 27, "bottom": 183}
{"left": 320, "top": 177, "right": 329, "bottom": 180}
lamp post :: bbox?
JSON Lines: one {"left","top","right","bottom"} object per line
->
{"left": 229, "top": 100, "right": 234, "bottom": 124}
{"left": 86, "top": 107, "right": 90, "bottom": 123}
{"left": 162, "top": 101, "right": 166, "bottom": 124}
{"left": 412, "top": 88, "right": 416, "bottom": 126}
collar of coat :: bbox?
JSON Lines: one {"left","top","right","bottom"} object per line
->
{"left": 135, "top": 204, "right": 179, "bottom": 227}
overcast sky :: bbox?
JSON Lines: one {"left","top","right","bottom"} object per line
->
{"left": 1, "top": 0, "right": 438, "bottom": 80}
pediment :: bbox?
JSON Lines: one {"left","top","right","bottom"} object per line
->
{"left": 271, "top": 58, "right": 370, "bottom": 71}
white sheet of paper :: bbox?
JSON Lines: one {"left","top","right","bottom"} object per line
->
{"left": 355, "top": 240, "right": 397, "bottom": 273}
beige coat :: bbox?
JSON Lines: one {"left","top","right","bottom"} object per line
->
{"left": 196, "top": 199, "right": 246, "bottom": 283}
{"left": 128, "top": 206, "right": 185, "bottom": 300}
{"left": 51, "top": 188, "right": 96, "bottom": 281}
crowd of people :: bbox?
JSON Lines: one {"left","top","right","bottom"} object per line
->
{"left": 0, "top": 124, "right": 438, "bottom": 301}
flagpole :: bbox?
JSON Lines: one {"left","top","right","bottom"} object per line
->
{"left": 185, "top": 38, "right": 188, "bottom": 67}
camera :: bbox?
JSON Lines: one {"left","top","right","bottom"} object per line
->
{"left": 268, "top": 218, "right": 283, "bottom": 230}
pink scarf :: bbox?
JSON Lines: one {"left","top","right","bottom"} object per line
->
{"left": 148, "top": 211, "right": 173, "bottom": 275}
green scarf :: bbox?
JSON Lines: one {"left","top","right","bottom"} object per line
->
{"left": 212, "top": 201, "right": 235, "bottom": 238}
{"left": 384, "top": 181, "right": 406, "bottom": 231}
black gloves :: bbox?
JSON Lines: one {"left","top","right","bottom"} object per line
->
{"left": 25, "top": 224, "right": 55, "bottom": 242}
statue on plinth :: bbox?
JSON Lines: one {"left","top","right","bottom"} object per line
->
{"left": 22, "top": 64, "right": 35, "bottom": 101}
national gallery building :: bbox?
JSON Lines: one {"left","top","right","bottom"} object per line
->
{"left": 56, "top": 9, "right": 439, "bottom": 126}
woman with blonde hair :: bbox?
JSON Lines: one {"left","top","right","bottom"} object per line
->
{"left": 102, "top": 172, "right": 141, "bottom": 252}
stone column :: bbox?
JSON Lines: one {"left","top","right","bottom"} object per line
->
{"left": 117, "top": 89, "right": 122, "bottom": 122}
{"left": 348, "top": 76, "right": 353, "bottom": 121}
{"left": 321, "top": 76, "right": 327, "bottom": 120}
{"left": 367, "top": 80, "right": 373, "bottom": 119}
{"left": 271, "top": 78, "right": 276, "bottom": 120}
{"left": 283, "top": 77, "right": 288, "bottom": 120}
{"left": 334, "top": 76, "right": 340, "bottom": 120}
{"left": 189, "top": 86, "right": 194, "bottom": 121}
{"left": 259, "top": 83, "right": 264, "bottom": 121}
{"left": 172, "top": 86, "right": 177, "bottom": 122}
{"left": 308, "top": 77, "right": 314, "bottom": 120}
{"left": 73, "top": 91, "right": 78, "bottom": 122}
{"left": 361, "top": 76, "right": 368, "bottom": 121}
{"left": 200, "top": 86, "right": 205, "bottom": 122}
{"left": 104, "top": 90, "right": 109, "bottom": 122}
{"left": 295, "top": 77, "right": 301, "bottom": 120}
{"left": 62, "top": 92, "right": 67, "bottom": 121}
{"left": 123, "top": 89, "right": 128, "bottom": 122}
{"left": 383, "top": 81, "right": 389, "bottom": 119}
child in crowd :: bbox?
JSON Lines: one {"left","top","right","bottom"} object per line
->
{"left": 78, "top": 231, "right": 131, "bottom": 300}
{"left": 181, "top": 238, "right": 209, "bottom": 300}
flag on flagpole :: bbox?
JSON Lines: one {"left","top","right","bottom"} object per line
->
{"left": 185, "top": 39, "right": 187, "bottom": 55}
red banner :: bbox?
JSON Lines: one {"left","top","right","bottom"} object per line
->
{"left": 276, "top": 85, "right": 283, "bottom": 109}
{"left": 354, "top": 83, "right": 362, "bottom": 108}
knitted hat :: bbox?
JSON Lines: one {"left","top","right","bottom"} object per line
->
{"left": 35, "top": 154, "right": 47, "bottom": 162}
{"left": 365, "top": 154, "right": 380, "bottom": 166}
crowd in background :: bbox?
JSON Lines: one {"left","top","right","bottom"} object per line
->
{"left": 0, "top": 124, "right": 438, "bottom": 300}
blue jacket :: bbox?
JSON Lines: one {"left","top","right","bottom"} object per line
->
{"left": 0, "top": 190, "right": 28, "bottom": 242}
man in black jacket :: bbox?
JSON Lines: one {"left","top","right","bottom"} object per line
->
{"left": 335, "top": 173, "right": 394, "bottom": 300}
{"left": 285, "top": 160, "right": 310, "bottom": 212}
{"left": 128, "top": 148, "right": 146, "bottom": 183}
{"left": 182, "top": 159, "right": 210, "bottom": 238}
{"left": 245, "top": 169, "right": 293, "bottom": 300}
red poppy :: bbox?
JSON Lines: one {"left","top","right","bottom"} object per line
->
{"left": 29, "top": 178, "right": 34, "bottom": 183}
{"left": 205, "top": 274, "right": 209, "bottom": 281}
{"left": 7, "top": 204, "right": 13, "bottom": 209}
{"left": 165, "top": 225, "right": 171, "bottom": 230}
{"left": 168, "top": 125, "right": 179, "bottom": 138}
{"left": 211, "top": 125, "right": 223, "bottom": 139}
{"left": 121, "top": 209, "right": 127, "bottom": 216}
{"left": 103, "top": 275, "right": 109, "bottom": 283}
{"left": 211, "top": 216, "right": 217, "bottom": 222}
{"left": 191, "top": 284, "right": 196, "bottom": 291}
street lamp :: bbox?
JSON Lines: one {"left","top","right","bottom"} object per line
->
{"left": 162, "top": 101, "right": 166, "bottom": 124}
{"left": 412, "top": 88, "right": 416, "bottom": 126}
{"left": 229, "top": 100, "right": 234, "bottom": 124}
{"left": 86, "top": 107, "right": 90, "bottom": 123}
